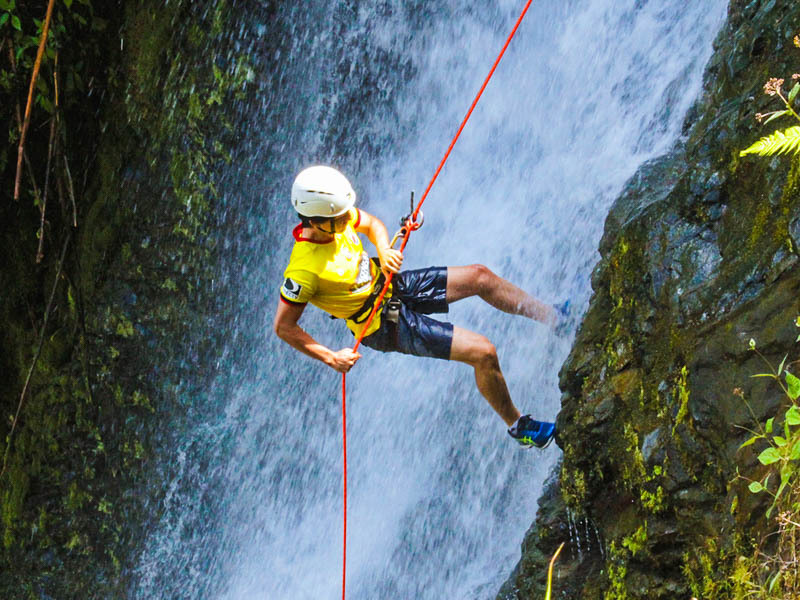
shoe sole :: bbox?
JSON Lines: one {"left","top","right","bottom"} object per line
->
{"left": 516, "top": 433, "right": 555, "bottom": 450}
{"left": 536, "top": 434, "right": 555, "bottom": 449}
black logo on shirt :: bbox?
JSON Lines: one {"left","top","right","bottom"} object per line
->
{"left": 282, "top": 278, "right": 303, "bottom": 300}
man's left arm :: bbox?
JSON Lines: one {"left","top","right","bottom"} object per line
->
{"left": 355, "top": 210, "right": 403, "bottom": 274}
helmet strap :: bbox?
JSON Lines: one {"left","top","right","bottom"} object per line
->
{"left": 315, "top": 218, "right": 337, "bottom": 235}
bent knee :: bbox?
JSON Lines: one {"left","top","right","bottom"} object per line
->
{"left": 450, "top": 326, "right": 500, "bottom": 366}
{"left": 472, "top": 335, "right": 499, "bottom": 367}
{"left": 466, "top": 263, "right": 494, "bottom": 293}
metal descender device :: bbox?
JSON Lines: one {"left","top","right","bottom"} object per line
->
{"left": 389, "top": 191, "right": 423, "bottom": 249}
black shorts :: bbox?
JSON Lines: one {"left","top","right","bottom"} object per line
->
{"left": 361, "top": 266, "right": 454, "bottom": 360}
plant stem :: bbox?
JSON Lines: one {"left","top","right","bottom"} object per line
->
{"left": 741, "top": 395, "right": 767, "bottom": 437}
{"left": 9, "top": 44, "right": 44, "bottom": 200}
{"left": 752, "top": 348, "right": 793, "bottom": 397}
{"left": 777, "top": 90, "right": 800, "bottom": 122}
{"left": 545, "top": 542, "right": 565, "bottom": 600}
{"left": 37, "top": 116, "right": 57, "bottom": 263}
{"left": 13, "top": 0, "right": 56, "bottom": 201}
{"left": 63, "top": 152, "right": 78, "bottom": 227}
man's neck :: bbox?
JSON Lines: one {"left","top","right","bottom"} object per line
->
{"left": 302, "top": 225, "right": 334, "bottom": 243}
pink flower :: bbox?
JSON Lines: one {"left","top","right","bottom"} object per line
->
{"left": 764, "top": 78, "right": 784, "bottom": 96}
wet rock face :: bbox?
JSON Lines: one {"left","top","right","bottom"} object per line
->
{"left": 500, "top": 1, "right": 800, "bottom": 598}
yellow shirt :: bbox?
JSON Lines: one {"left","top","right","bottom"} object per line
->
{"left": 280, "top": 209, "right": 388, "bottom": 338}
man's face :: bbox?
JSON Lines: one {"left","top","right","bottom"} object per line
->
{"left": 310, "top": 212, "right": 350, "bottom": 235}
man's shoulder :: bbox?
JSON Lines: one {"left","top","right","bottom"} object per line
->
{"left": 285, "top": 240, "right": 326, "bottom": 276}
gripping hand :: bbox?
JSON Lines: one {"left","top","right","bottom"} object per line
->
{"left": 378, "top": 246, "right": 403, "bottom": 275}
{"left": 329, "top": 348, "right": 361, "bottom": 373}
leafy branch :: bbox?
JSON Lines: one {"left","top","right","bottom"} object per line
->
{"left": 730, "top": 321, "right": 800, "bottom": 597}
{"left": 739, "top": 126, "right": 800, "bottom": 158}
{"left": 737, "top": 332, "right": 800, "bottom": 519}
{"left": 0, "top": 0, "right": 22, "bottom": 32}
{"left": 740, "top": 35, "right": 800, "bottom": 159}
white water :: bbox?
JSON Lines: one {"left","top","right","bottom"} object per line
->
{"left": 132, "top": 1, "right": 726, "bottom": 598}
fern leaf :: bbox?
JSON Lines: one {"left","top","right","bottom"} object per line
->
{"left": 740, "top": 126, "right": 800, "bottom": 157}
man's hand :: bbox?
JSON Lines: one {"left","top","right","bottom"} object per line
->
{"left": 355, "top": 210, "right": 404, "bottom": 275}
{"left": 328, "top": 348, "right": 362, "bottom": 373}
{"left": 378, "top": 246, "right": 403, "bottom": 275}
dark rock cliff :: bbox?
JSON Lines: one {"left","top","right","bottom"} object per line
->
{"left": 499, "top": 0, "right": 800, "bottom": 598}
{"left": 1, "top": 1, "right": 243, "bottom": 596}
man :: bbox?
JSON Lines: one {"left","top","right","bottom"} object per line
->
{"left": 274, "top": 166, "right": 563, "bottom": 448}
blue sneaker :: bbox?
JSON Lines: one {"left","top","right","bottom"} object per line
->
{"left": 508, "top": 415, "right": 556, "bottom": 448}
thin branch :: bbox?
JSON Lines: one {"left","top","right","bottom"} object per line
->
{"left": 51, "top": 57, "right": 78, "bottom": 229}
{"left": 63, "top": 152, "right": 77, "bottom": 227}
{"left": 1, "top": 231, "right": 71, "bottom": 480}
{"left": 14, "top": 0, "right": 56, "bottom": 202}
{"left": 776, "top": 88, "right": 800, "bottom": 123}
{"left": 779, "top": 514, "right": 800, "bottom": 529}
{"left": 22, "top": 149, "right": 42, "bottom": 200}
{"left": 9, "top": 43, "right": 43, "bottom": 201}
{"left": 37, "top": 116, "right": 56, "bottom": 263}
{"left": 56, "top": 164, "right": 67, "bottom": 220}
{"left": 37, "top": 53, "right": 60, "bottom": 263}
{"left": 25, "top": 298, "right": 40, "bottom": 339}
{"left": 53, "top": 51, "right": 59, "bottom": 108}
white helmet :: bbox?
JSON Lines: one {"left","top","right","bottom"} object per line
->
{"left": 291, "top": 166, "right": 356, "bottom": 218}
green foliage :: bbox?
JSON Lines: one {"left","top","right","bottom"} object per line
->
{"left": 672, "top": 365, "right": 690, "bottom": 435}
{"left": 621, "top": 522, "right": 647, "bottom": 556}
{"left": 604, "top": 542, "right": 629, "bottom": 600}
{"left": 684, "top": 538, "right": 734, "bottom": 600}
{"left": 740, "top": 126, "right": 800, "bottom": 158}
{"left": 0, "top": 0, "right": 21, "bottom": 32}
{"left": 740, "top": 36, "right": 800, "bottom": 161}
{"left": 737, "top": 336, "right": 800, "bottom": 519}
{"left": 730, "top": 318, "right": 800, "bottom": 598}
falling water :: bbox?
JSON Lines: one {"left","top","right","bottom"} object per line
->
{"left": 566, "top": 508, "right": 578, "bottom": 561}
{"left": 594, "top": 519, "right": 607, "bottom": 559}
{"left": 564, "top": 507, "right": 607, "bottom": 561}
{"left": 131, "top": 1, "right": 726, "bottom": 598}
{"left": 566, "top": 508, "right": 583, "bottom": 561}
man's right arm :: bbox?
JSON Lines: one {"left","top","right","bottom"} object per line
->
{"left": 273, "top": 299, "right": 361, "bottom": 373}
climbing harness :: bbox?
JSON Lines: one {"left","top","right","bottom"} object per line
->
{"left": 339, "top": 1, "right": 535, "bottom": 597}
{"left": 383, "top": 297, "right": 402, "bottom": 325}
{"left": 346, "top": 259, "right": 386, "bottom": 324}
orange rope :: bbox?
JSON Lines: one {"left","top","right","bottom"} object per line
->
{"left": 339, "top": 1, "right": 534, "bottom": 597}
{"left": 340, "top": 371, "right": 348, "bottom": 598}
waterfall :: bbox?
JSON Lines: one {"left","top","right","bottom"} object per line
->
{"left": 132, "top": 1, "right": 727, "bottom": 598}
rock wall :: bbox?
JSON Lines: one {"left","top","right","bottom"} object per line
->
{"left": 0, "top": 1, "right": 246, "bottom": 596}
{"left": 499, "top": 0, "right": 800, "bottom": 598}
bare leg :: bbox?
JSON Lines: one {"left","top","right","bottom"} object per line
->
{"left": 449, "top": 325, "right": 520, "bottom": 426}
{"left": 446, "top": 264, "right": 556, "bottom": 326}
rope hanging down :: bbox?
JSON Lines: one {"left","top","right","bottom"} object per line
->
{"left": 339, "top": 1, "right": 534, "bottom": 597}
